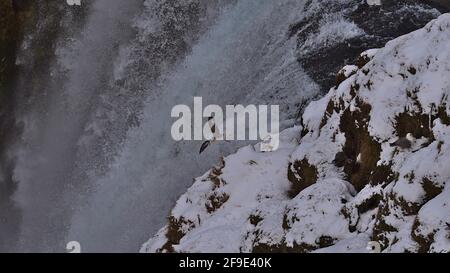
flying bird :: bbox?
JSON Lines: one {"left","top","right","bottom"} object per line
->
{"left": 199, "top": 117, "right": 222, "bottom": 154}
{"left": 199, "top": 140, "right": 211, "bottom": 154}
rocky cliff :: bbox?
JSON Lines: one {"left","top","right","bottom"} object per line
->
{"left": 143, "top": 13, "right": 450, "bottom": 253}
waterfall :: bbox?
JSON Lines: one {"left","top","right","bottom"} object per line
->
{"left": 7, "top": 0, "right": 320, "bottom": 252}
{"left": 11, "top": 0, "right": 144, "bottom": 252}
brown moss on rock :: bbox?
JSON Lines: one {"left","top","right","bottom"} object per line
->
{"left": 320, "top": 95, "right": 350, "bottom": 131}
{"left": 339, "top": 99, "right": 382, "bottom": 191}
{"left": 340, "top": 206, "right": 357, "bottom": 232}
{"left": 411, "top": 217, "right": 435, "bottom": 253}
{"left": 407, "top": 66, "right": 417, "bottom": 75}
{"left": 249, "top": 214, "right": 263, "bottom": 226}
{"left": 319, "top": 99, "right": 336, "bottom": 130}
{"left": 252, "top": 241, "right": 316, "bottom": 253}
{"left": 203, "top": 159, "right": 229, "bottom": 213}
{"left": 437, "top": 104, "right": 450, "bottom": 125}
{"left": 335, "top": 72, "right": 348, "bottom": 87}
{"left": 395, "top": 111, "right": 434, "bottom": 140}
{"left": 357, "top": 192, "right": 383, "bottom": 214}
{"left": 205, "top": 193, "right": 229, "bottom": 214}
{"left": 356, "top": 52, "right": 372, "bottom": 69}
{"left": 372, "top": 199, "right": 399, "bottom": 248}
{"left": 282, "top": 213, "right": 289, "bottom": 230}
{"left": 370, "top": 164, "right": 398, "bottom": 186}
{"left": 251, "top": 234, "right": 334, "bottom": 253}
{"left": 160, "top": 216, "right": 195, "bottom": 253}
{"left": 316, "top": 236, "right": 336, "bottom": 248}
{"left": 341, "top": 188, "right": 383, "bottom": 233}
{"left": 287, "top": 159, "right": 318, "bottom": 198}
{"left": 446, "top": 223, "right": 450, "bottom": 240}
{"left": 208, "top": 159, "right": 226, "bottom": 189}
{"left": 350, "top": 83, "right": 360, "bottom": 97}
{"left": 282, "top": 210, "right": 299, "bottom": 231}
{"left": 335, "top": 68, "right": 356, "bottom": 87}
{"left": 422, "top": 177, "right": 443, "bottom": 203}
{"left": 394, "top": 194, "right": 421, "bottom": 216}
{"left": 373, "top": 177, "right": 443, "bottom": 249}
{"left": 372, "top": 177, "right": 445, "bottom": 251}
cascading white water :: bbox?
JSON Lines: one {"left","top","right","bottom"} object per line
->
{"left": 11, "top": 0, "right": 322, "bottom": 252}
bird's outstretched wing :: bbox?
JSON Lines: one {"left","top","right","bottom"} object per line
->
{"left": 199, "top": 141, "right": 211, "bottom": 154}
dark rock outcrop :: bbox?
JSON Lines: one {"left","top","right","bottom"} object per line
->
{"left": 292, "top": 0, "right": 447, "bottom": 92}
{"left": 0, "top": 0, "right": 32, "bottom": 252}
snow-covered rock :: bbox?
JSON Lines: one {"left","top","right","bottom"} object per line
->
{"left": 142, "top": 13, "right": 450, "bottom": 253}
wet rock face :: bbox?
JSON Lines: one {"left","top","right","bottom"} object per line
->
{"left": 0, "top": 0, "right": 32, "bottom": 252}
{"left": 292, "top": 0, "right": 446, "bottom": 92}
{"left": 287, "top": 159, "right": 318, "bottom": 198}
{"left": 11, "top": 0, "right": 31, "bottom": 12}
{"left": 0, "top": 1, "right": 26, "bottom": 96}
{"left": 426, "top": 0, "right": 450, "bottom": 11}
{"left": 0, "top": 1, "right": 81, "bottom": 252}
